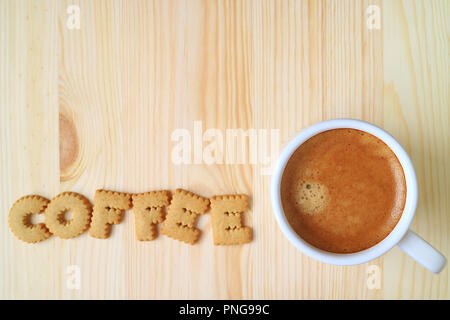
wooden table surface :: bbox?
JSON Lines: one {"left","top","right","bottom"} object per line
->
{"left": 0, "top": 0, "right": 448, "bottom": 299}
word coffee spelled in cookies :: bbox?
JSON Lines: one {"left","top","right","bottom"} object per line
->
{"left": 8, "top": 189, "right": 252, "bottom": 246}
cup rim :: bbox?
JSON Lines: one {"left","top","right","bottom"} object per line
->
{"left": 270, "top": 119, "right": 418, "bottom": 266}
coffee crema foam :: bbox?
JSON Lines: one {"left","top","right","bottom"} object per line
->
{"left": 281, "top": 128, "right": 406, "bottom": 253}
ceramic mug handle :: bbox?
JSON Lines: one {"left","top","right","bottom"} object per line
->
{"left": 397, "top": 230, "right": 447, "bottom": 274}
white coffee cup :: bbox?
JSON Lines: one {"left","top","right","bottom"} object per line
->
{"left": 270, "top": 119, "right": 447, "bottom": 274}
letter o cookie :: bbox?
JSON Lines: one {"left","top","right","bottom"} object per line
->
{"left": 8, "top": 195, "right": 52, "bottom": 243}
{"left": 44, "top": 192, "right": 92, "bottom": 239}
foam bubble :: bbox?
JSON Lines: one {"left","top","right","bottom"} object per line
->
{"left": 293, "top": 181, "right": 328, "bottom": 215}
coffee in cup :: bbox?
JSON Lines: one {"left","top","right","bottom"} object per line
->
{"left": 280, "top": 128, "right": 406, "bottom": 253}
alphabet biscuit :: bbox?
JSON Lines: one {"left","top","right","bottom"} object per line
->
{"left": 161, "top": 189, "right": 209, "bottom": 244}
{"left": 8, "top": 195, "right": 52, "bottom": 243}
{"left": 90, "top": 190, "right": 132, "bottom": 239}
{"left": 210, "top": 194, "right": 252, "bottom": 245}
{"left": 132, "top": 191, "right": 171, "bottom": 241}
{"left": 8, "top": 189, "right": 253, "bottom": 245}
{"left": 44, "top": 192, "right": 92, "bottom": 239}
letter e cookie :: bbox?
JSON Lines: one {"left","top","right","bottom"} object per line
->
{"left": 161, "top": 189, "right": 209, "bottom": 244}
{"left": 210, "top": 195, "right": 252, "bottom": 245}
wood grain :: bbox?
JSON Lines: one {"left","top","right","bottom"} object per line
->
{"left": 0, "top": 0, "right": 448, "bottom": 299}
